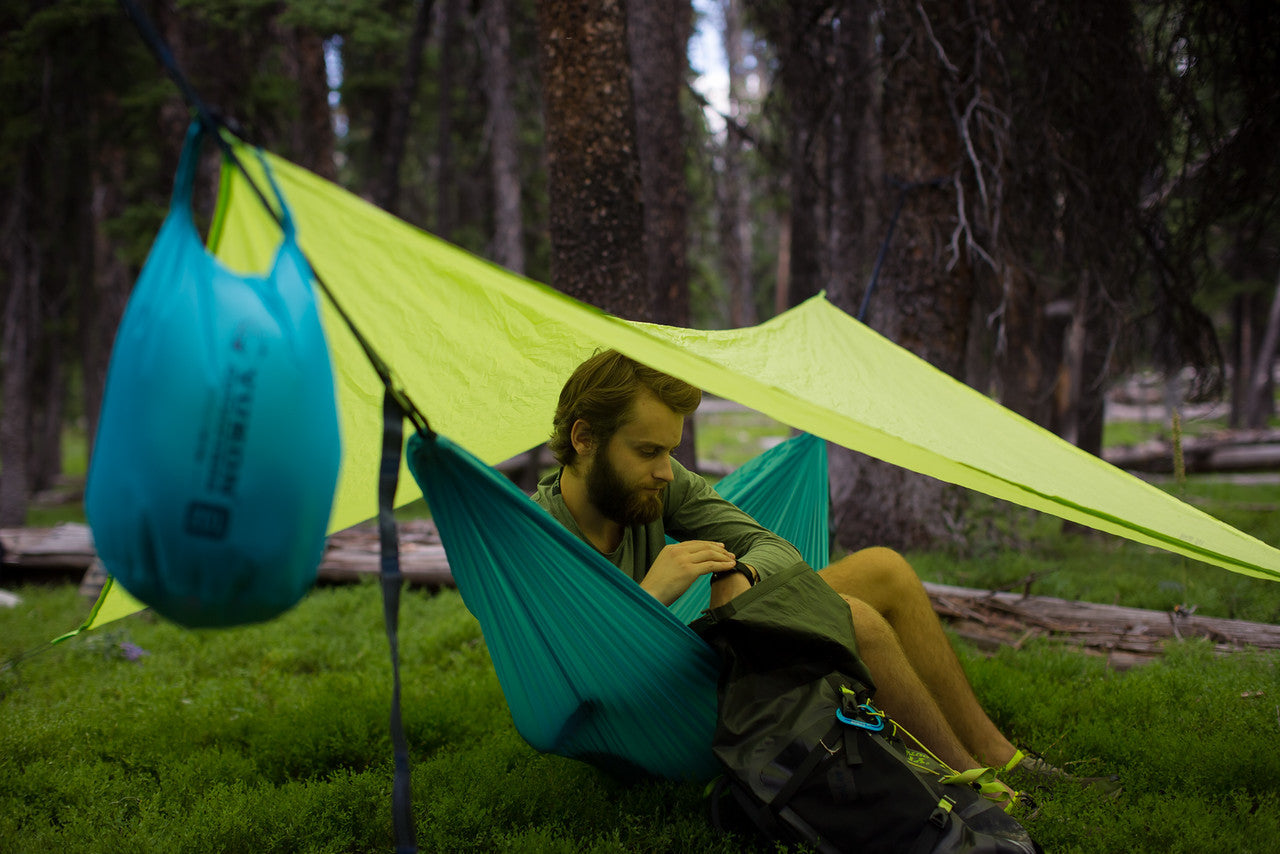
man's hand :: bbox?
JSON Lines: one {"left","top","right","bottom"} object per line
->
{"left": 640, "top": 540, "right": 737, "bottom": 606}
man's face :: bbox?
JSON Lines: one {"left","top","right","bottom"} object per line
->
{"left": 583, "top": 390, "right": 684, "bottom": 527}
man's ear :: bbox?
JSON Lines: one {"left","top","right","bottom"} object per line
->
{"left": 570, "top": 419, "right": 596, "bottom": 458}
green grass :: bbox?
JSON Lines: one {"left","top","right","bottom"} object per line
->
{"left": 23, "top": 502, "right": 90, "bottom": 528}
{"left": 0, "top": 584, "right": 736, "bottom": 854}
{"left": 694, "top": 403, "right": 792, "bottom": 470}
{"left": 3, "top": 580, "right": 1279, "bottom": 853}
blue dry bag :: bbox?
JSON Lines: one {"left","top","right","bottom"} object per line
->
{"left": 85, "top": 122, "right": 341, "bottom": 628}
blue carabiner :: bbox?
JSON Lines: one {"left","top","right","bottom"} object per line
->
{"left": 836, "top": 702, "right": 886, "bottom": 732}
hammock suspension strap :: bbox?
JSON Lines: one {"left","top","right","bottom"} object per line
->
{"left": 379, "top": 390, "right": 417, "bottom": 854}
{"left": 119, "top": 1, "right": 428, "bottom": 848}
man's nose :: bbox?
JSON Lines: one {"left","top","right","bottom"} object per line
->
{"left": 654, "top": 456, "right": 675, "bottom": 482}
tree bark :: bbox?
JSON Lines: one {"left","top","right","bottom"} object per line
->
{"left": 484, "top": 0, "right": 525, "bottom": 273}
{"left": 274, "top": 22, "right": 338, "bottom": 181}
{"left": 773, "top": 200, "right": 791, "bottom": 315}
{"left": 1229, "top": 292, "right": 1261, "bottom": 429}
{"left": 991, "top": 263, "right": 1053, "bottom": 426}
{"left": 0, "top": 153, "right": 36, "bottom": 526}
{"left": 828, "top": 1, "right": 974, "bottom": 552}
{"left": 1244, "top": 268, "right": 1280, "bottom": 429}
{"left": 434, "top": 0, "right": 463, "bottom": 238}
{"left": 373, "top": 0, "right": 434, "bottom": 213}
{"left": 30, "top": 343, "right": 66, "bottom": 494}
{"left": 718, "top": 0, "right": 756, "bottom": 328}
{"left": 826, "top": 0, "right": 881, "bottom": 314}
{"left": 536, "top": 0, "right": 649, "bottom": 320}
{"left": 629, "top": 0, "right": 692, "bottom": 327}
{"left": 82, "top": 142, "right": 133, "bottom": 463}
{"left": 775, "top": 0, "right": 830, "bottom": 310}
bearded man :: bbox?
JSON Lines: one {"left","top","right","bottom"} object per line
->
{"left": 532, "top": 349, "right": 1114, "bottom": 797}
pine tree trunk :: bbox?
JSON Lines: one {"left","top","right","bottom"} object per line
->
{"left": 30, "top": 344, "right": 66, "bottom": 495}
{"left": 0, "top": 154, "right": 35, "bottom": 526}
{"left": 82, "top": 143, "right": 133, "bottom": 464}
{"left": 773, "top": 203, "right": 791, "bottom": 315}
{"left": 485, "top": 0, "right": 524, "bottom": 273}
{"left": 826, "top": 0, "right": 880, "bottom": 313}
{"left": 275, "top": 23, "right": 338, "bottom": 181}
{"left": 752, "top": 0, "right": 833, "bottom": 311}
{"left": 435, "top": 0, "right": 463, "bottom": 238}
{"left": 628, "top": 0, "right": 692, "bottom": 327}
{"left": 374, "top": 0, "right": 434, "bottom": 213}
{"left": 719, "top": 0, "right": 756, "bottom": 328}
{"left": 828, "top": 2, "right": 974, "bottom": 552}
{"left": 536, "top": 0, "right": 648, "bottom": 320}
{"left": 1244, "top": 270, "right": 1280, "bottom": 429}
{"left": 780, "top": 31, "right": 827, "bottom": 309}
{"left": 993, "top": 264, "right": 1053, "bottom": 426}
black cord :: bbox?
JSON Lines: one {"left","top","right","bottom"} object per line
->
{"left": 857, "top": 176, "right": 950, "bottom": 323}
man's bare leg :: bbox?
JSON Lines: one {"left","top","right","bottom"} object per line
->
{"left": 821, "top": 547, "right": 1017, "bottom": 768}
{"left": 841, "top": 595, "right": 980, "bottom": 772}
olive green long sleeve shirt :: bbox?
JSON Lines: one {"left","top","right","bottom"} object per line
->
{"left": 531, "top": 458, "right": 802, "bottom": 585}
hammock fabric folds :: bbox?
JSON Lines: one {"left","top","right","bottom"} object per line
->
{"left": 406, "top": 431, "right": 722, "bottom": 781}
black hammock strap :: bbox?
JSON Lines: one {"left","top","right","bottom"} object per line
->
{"left": 379, "top": 390, "right": 417, "bottom": 854}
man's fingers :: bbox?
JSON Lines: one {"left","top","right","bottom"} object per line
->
{"left": 681, "top": 540, "right": 734, "bottom": 560}
{"left": 682, "top": 541, "right": 737, "bottom": 572}
{"left": 654, "top": 541, "right": 737, "bottom": 578}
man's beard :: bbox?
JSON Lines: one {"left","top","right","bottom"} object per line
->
{"left": 585, "top": 451, "right": 664, "bottom": 527}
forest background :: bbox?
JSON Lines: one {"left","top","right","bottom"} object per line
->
{"left": 1, "top": 0, "right": 1278, "bottom": 555}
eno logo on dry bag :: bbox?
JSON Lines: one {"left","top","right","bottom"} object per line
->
{"left": 85, "top": 121, "right": 341, "bottom": 628}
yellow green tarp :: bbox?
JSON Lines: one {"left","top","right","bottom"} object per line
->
{"left": 71, "top": 142, "right": 1280, "bottom": 637}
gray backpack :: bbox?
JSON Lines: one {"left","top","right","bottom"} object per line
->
{"left": 693, "top": 563, "right": 1041, "bottom": 854}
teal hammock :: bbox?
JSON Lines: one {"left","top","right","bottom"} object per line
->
{"left": 406, "top": 430, "right": 828, "bottom": 781}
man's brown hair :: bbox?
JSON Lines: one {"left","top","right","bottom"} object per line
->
{"left": 549, "top": 350, "right": 702, "bottom": 466}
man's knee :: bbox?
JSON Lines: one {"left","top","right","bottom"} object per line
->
{"left": 821, "top": 546, "right": 922, "bottom": 600}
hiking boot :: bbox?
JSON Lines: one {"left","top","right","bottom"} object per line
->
{"left": 1002, "top": 749, "right": 1121, "bottom": 795}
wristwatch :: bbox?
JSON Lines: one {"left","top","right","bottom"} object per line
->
{"left": 711, "top": 561, "right": 758, "bottom": 587}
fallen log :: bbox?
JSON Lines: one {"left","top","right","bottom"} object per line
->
{"left": 314, "top": 520, "right": 453, "bottom": 587}
{"left": 0, "top": 520, "right": 454, "bottom": 588}
{"left": 0, "top": 523, "right": 96, "bottom": 570}
{"left": 1103, "top": 428, "right": 1280, "bottom": 474}
{"left": 7, "top": 525, "right": 1280, "bottom": 669}
{"left": 925, "top": 581, "right": 1280, "bottom": 669}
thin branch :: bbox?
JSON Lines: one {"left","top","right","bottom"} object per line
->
{"left": 1141, "top": 125, "right": 1241, "bottom": 212}
{"left": 685, "top": 83, "right": 770, "bottom": 153}
{"left": 959, "top": 94, "right": 991, "bottom": 211}
{"left": 916, "top": 3, "right": 959, "bottom": 75}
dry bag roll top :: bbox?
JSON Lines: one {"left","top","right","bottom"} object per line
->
{"left": 85, "top": 122, "right": 342, "bottom": 628}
